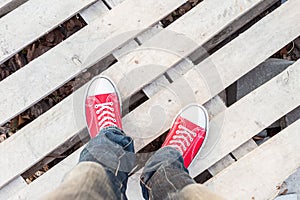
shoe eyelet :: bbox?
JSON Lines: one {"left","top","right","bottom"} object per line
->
{"left": 110, "top": 102, "right": 113, "bottom": 105}
{"left": 95, "top": 105, "right": 98, "bottom": 109}
{"left": 187, "top": 143, "right": 190, "bottom": 146}
{"left": 193, "top": 133, "right": 196, "bottom": 137}
{"left": 178, "top": 125, "right": 182, "bottom": 128}
{"left": 175, "top": 130, "right": 179, "bottom": 134}
{"left": 96, "top": 110, "right": 100, "bottom": 114}
{"left": 113, "top": 119, "right": 116, "bottom": 122}
{"left": 190, "top": 138, "right": 193, "bottom": 142}
{"left": 111, "top": 108, "right": 114, "bottom": 111}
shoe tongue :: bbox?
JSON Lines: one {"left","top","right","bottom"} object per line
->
{"left": 92, "top": 93, "right": 115, "bottom": 104}
{"left": 178, "top": 116, "right": 203, "bottom": 133}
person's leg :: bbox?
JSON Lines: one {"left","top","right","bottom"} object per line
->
{"left": 140, "top": 104, "right": 222, "bottom": 199}
{"left": 140, "top": 146, "right": 195, "bottom": 199}
{"left": 43, "top": 127, "right": 135, "bottom": 200}
{"left": 43, "top": 76, "right": 135, "bottom": 200}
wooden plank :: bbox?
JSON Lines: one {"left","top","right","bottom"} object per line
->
{"left": 103, "top": 0, "right": 124, "bottom": 8}
{"left": 189, "top": 60, "right": 300, "bottom": 177}
{"left": 0, "top": 0, "right": 185, "bottom": 187}
{"left": 0, "top": 0, "right": 27, "bottom": 16}
{"left": 122, "top": 0, "right": 300, "bottom": 152}
{"left": 12, "top": 57, "right": 300, "bottom": 199}
{"left": 9, "top": 147, "right": 84, "bottom": 200}
{"left": 208, "top": 155, "right": 235, "bottom": 176}
{"left": 102, "top": 0, "right": 278, "bottom": 101}
{"left": 231, "top": 139, "right": 258, "bottom": 159}
{"left": 0, "top": 176, "right": 27, "bottom": 199}
{"left": 0, "top": 0, "right": 184, "bottom": 126}
{"left": 142, "top": 75, "right": 170, "bottom": 98}
{"left": 2, "top": 0, "right": 298, "bottom": 190}
{"left": 0, "top": 0, "right": 97, "bottom": 64}
{"left": 79, "top": 0, "right": 109, "bottom": 23}
{"left": 205, "top": 119, "right": 300, "bottom": 200}
{"left": 5, "top": 0, "right": 300, "bottom": 196}
{"left": 128, "top": 59, "right": 300, "bottom": 199}
{"left": 204, "top": 96, "right": 235, "bottom": 176}
{"left": 0, "top": 0, "right": 273, "bottom": 126}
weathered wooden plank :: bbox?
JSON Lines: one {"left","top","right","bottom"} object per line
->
{"left": 103, "top": 0, "right": 124, "bottom": 8}
{"left": 79, "top": 0, "right": 108, "bottom": 23}
{"left": 204, "top": 96, "right": 235, "bottom": 176}
{"left": 127, "top": 60, "right": 300, "bottom": 199}
{"left": 0, "top": 176, "right": 27, "bottom": 199}
{"left": 2, "top": 0, "right": 298, "bottom": 190}
{"left": 0, "top": 0, "right": 184, "bottom": 126}
{"left": 0, "top": 0, "right": 27, "bottom": 16}
{"left": 122, "top": 0, "right": 300, "bottom": 152}
{"left": 11, "top": 59, "right": 300, "bottom": 198}
{"left": 0, "top": 0, "right": 97, "bottom": 64}
{"left": 0, "top": 0, "right": 185, "bottom": 187}
{"left": 231, "top": 139, "right": 258, "bottom": 159}
{"left": 189, "top": 60, "right": 300, "bottom": 177}
{"left": 208, "top": 155, "right": 235, "bottom": 176}
{"left": 102, "top": 0, "right": 277, "bottom": 101}
{"left": 205, "top": 119, "right": 300, "bottom": 200}
{"left": 9, "top": 147, "right": 84, "bottom": 200}
{"left": 4, "top": 0, "right": 300, "bottom": 196}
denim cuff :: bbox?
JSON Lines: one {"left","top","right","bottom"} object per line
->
{"left": 140, "top": 147, "right": 195, "bottom": 199}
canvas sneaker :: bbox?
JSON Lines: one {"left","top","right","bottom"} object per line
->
{"left": 85, "top": 76, "right": 122, "bottom": 138}
{"left": 162, "top": 104, "right": 209, "bottom": 168}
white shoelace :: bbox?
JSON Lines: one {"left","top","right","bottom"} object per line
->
{"left": 95, "top": 102, "right": 117, "bottom": 129}
{"left": 168, "top": 125, "right": 197, "bottom": 154}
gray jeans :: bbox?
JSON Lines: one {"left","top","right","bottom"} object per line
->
{"left": 43, "top": 127, "right": 224, "bottom": 200}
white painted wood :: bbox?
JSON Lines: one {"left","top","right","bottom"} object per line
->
{"left": 80, "top": 0, "right": 109, "bottom": 23}
{"left": 81, "top": 0, "right": 140, "bottom": 60}
{"left": 5, "top": 0, "right": 300, "bottom": 197}
{"left": 275, "top": 194, "right": 298, "bottom": 200}
{"left": 112, "top": 40, "right": 139, "bottom": 59}
{"left": 231, "top": 139, "right": 258, "bottom": 159}
{"left": 136, "top": 23, "right": 164, "bottom": 44}
{"left": 142, "top": 75, "right": 170, "bottom": 98}
{"left": 11, "top": 61, "right": 300, "bottom": 200}
{"left": 205, "top": 119, "right": 300, "bottom": 200}
{"left": 205, "top": 96, "right": 235, "bottom": 176}
{"left": 102, "top": 0, "right": 278, "bottom": 103}
{"left": 103, "top": 0, "right": 125, "bottom": 8}
{"left": 121, "top": 0, "right": 300, "bottom": 153}
{"left": 208, "top": 155, "right": 235, "bottom": 176}
{"left": 165, "top": 58, "right": 194, "bottom": 81}
{"left": 0, "top": 0, "right": 185, "bottom": 126}
{"left": 9, "top": 147, "right": 84, "bottom": 200}
{"left": 0, "top": 0, "right": 97, "bottom": 64}
{"left": 2, "top": 0, "right": 298, "bottom": 190}
{"left": 0, "top": 176, "right": 27, "bottom": 200}
{"left": 126, "top": 60, "right": 300, "bottom": 198}
{"left": 0, "top": 0, "right": 27, "bottom": 16}
{"left": 189, "top": 60, "right": 300, "bottom": 177}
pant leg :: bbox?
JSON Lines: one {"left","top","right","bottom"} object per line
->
{"left": 140, "top": 147, "right": 195, "bottom": 199}
{"left": 42, "top": 162, "right": 118, "bottom": 200}
{"left": 43, "top": 127, "right": 136, "bottom": 200}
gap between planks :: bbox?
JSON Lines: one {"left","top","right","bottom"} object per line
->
{"left": 205, "top": 118, "right": 300, "bottom": 200}
{"left": 2, "top": 0, "right": 300, "bottom": 197}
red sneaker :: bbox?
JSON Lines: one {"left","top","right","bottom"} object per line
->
{"left": 162, "top": 104, "right": 209, "bottom": 168}
{"left": 85, "top": 76, "right": 122, "bottom": 138}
